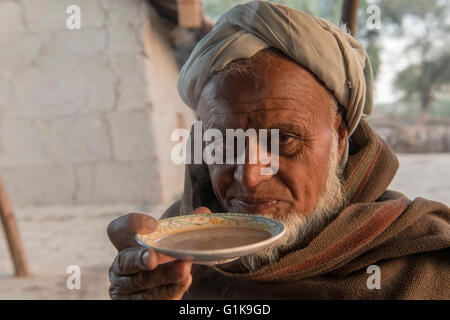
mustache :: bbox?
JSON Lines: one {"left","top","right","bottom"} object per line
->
{"left": 225, "top": 186, "right": 290, "bottom": 201}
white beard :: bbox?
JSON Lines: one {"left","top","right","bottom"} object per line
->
{"left": 237, "top": 133, "right": 347, "bottom": 272}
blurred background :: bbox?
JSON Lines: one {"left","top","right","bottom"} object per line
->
{"left": 0, "top": 0, "right": 448, "bottom": 299}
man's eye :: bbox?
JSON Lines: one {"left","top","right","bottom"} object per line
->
{"left": 279, "top": 134, "right": 294, "bottom": 145}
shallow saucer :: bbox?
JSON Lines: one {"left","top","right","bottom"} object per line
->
{"left": 135, "top": 213, "right": 285, "bottom": 265}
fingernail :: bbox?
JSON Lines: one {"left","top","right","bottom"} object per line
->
{"left": 175, "top": 261, "right": 191, "bottom": 277}
{"left": 144, "top": 218, "right": 156, "bottom": 231}
{"left": 141, "top": 250, "right": 149, "bottom": 267}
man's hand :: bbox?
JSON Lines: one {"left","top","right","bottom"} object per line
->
{"left": 107, "top": 207, "right": 211, "bottom": 300}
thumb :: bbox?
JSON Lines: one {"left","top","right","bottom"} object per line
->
{"left": 191, "top": 206, "right": 212, "bottom": 214}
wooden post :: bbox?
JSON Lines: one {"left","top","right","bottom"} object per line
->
{"left": 341, "top": 0, "right": 360, "bottom": 36}
{"left": 177, "top": 0, "right": 202, "bottom": 28}
{"left": 0, "top": 177, "right": 30, "bottom": 277}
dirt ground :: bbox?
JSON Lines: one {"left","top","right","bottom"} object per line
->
{"left": 0, "top": 203, "right": 169, "bottom": 300}
{"left": 0, "top": 153, "right": 448, "bottom": 299}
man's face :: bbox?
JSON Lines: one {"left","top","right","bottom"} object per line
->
{"left": 197, "top": 53, "right": 347, "bottom": 219}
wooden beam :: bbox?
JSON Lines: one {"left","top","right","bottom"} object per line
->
{"left": 177, "top": 0, "right": 202, "bottom": 28}
{"left": 341, "top": 0, "right": 360, "bottom": 36}
{"left": 0, "top": 177, "right": 30, "bottom": 277}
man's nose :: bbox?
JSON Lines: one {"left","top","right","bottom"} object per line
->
{"left": 233, "top": 142, "right": 272, "bottom": 188}
{"left": 233, "top": 162, "right": 272, "bottom": 188}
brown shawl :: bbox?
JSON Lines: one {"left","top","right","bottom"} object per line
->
{"left": 161, "top": 121, "right": 450, "bottom": 299}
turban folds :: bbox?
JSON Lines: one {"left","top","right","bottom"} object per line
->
{"left": 177, "top": 0, "right": 373, "bottom": 135}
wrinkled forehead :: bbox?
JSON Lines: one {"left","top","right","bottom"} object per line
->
{"left": 197, "top": 53, "right": 335, "bottom": 128}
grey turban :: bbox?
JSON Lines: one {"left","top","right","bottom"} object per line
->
{"left": 177, "top": 0, "right": 374, "bottom": 135}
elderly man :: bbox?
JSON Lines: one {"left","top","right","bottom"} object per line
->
{"left": 107, "top": 1, "right": 449, "bottom": 299}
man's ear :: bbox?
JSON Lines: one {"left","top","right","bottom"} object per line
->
{"left": 334, "top": 109, "right": 348, "bottom": 162}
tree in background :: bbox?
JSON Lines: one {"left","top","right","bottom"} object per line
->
{"left": 395, "top": 54, "right": 450, "bottom": 126}
{"left": 382, "top": 0, "right": 450, "bottom": 126}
